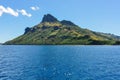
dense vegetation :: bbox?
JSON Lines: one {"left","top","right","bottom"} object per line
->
{"left": 4, "top": 14, "right": 120, "bottom": 45}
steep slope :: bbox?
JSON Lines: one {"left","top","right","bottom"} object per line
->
{"left": 4, "top": 14, "right": 120, "bottom": 45}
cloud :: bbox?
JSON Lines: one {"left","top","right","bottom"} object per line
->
{"left": 0, "top": 5, "right": 32, "bottom": 17}
{"left": 30, "top": 6, "right": 39, "bottom": 11}
{"left": 0, "top": 5, "right": 18, "bottom": 16}
{"left": 17, "top": 9, "right": 32, "bottom": 17}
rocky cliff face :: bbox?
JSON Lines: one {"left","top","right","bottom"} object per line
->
{"left": 41, "top": 14, "right": 58, "bottom": 23}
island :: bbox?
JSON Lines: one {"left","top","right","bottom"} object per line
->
{"left": 4, "top": 14, "right": 120, "bottom": 45}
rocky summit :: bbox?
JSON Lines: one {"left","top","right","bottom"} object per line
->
{"left": 4, "top": 14, "right": 120, "bottom": 45}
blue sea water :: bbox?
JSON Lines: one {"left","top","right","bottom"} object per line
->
{"left": 0, "top": 45, "right": 120, "bottom": 80}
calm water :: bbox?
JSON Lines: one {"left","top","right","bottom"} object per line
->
{"left": 0, "top": 45, "right": 120, "bottom": 80}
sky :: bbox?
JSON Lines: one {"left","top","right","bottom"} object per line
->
{"left": 0, "top": 0, "right": 120, "bottom": 43}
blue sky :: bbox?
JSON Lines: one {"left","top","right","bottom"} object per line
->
{"left": 0, "top": 0, "right": 120, "bottom": 43}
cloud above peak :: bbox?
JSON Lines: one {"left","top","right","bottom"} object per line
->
{"left": 0, "top": 5, "right": 18, "bottom": 16}
{"left": 30, "top": 6, "right": 39, "bottom": 11}
{"left": 17, "top": 9, "right": 32, "bottom": 17}
{"left": 0, "top": 5, "right": 32, "bottom": 17}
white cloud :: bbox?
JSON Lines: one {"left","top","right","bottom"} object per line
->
{"left": 0, "top": 5, "right": 18, "bottom": 17}
{"left": 6, "top": 7, "right": 19, "bottom": 16}
{"left": 0, "top": 5, "right": 32, "bottom": 17}
{"left": 30, "top": 6, "right": 39, "bottom": 11}
{"left": 17, "top": 9, "right": 32, "bottom": 17}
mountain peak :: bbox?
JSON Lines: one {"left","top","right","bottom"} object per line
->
{"left": 41, "top": 14, "right": 58, "bottom": 23}
{"left": 61, "top": 20, "right": 77, "bottom": 26}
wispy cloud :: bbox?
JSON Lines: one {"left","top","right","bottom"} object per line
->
{"left": 30, "top": 6, "right": 39, "bottom": 11}
{"left": 17, "top": 9, "right": 32, "bottom": 17}
{"left": 0, "top": 5, "right": 18, "bottom": 16}
{"left": 0, "top": 5, "right": 32, "bottom": 17}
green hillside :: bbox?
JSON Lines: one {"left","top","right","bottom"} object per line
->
{"left": 4, "top": 14, "right": 120, "bottom": 45}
